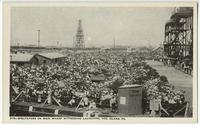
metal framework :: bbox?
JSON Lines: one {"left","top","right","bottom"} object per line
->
{"left": 163, "top": 7, "right": 193, "bottom": 66}
{"left": 75, "top": 19, "right": 85, "bottom": 48}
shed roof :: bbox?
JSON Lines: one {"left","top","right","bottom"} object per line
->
{"left": 10, "top": 53, "right": 34, "bottom": 62}
{"left": 152, "top": 46, "right": 164, "bottom": 52}
{"left": 37, "top": 53, "right": 66, "bottom": 59}
{"left": 119, "top": 84, "right": 142, "bottom": 89}
{"left": 91, "top": 74, "right": 105, "bottom": 82}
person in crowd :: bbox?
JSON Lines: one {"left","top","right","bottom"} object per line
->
{"left": 68, "top": 96, "right": 76, "bottom": 107}
{"left": 89, "top": 100, "right": 97, "bottom": 109}
{"left": 83, "top": 96, "right": 89, "bottom": 107}
{"left": 110, "top": 95, "right": 117, "bottom": 113}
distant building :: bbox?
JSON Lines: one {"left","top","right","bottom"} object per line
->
{"left": 10, "top": 52, "right": 67, "bottom": 66}
{"left": 151, "top": 46, "right": 164, "bottom": 56}
{"left": 10, "top": 53, "right": 34, "bottom": 66}
{"left": 34, "top": 53, "right": 66, "bottom": 65}
{"left": 127, "top": 48, "right": 132, "bottom": 53}
{"left": 151, "top": 46, "right": 164, "bottom": 61}
{"left": 75, "top": 19, "right": 85, "bottom": 49}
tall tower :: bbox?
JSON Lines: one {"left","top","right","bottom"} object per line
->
{"left": 75, "top": 19, "right": 85, "bottom": 48}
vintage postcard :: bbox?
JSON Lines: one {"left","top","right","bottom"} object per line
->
{"left": 2, "top": 1, "right": 198, "bottom": 123}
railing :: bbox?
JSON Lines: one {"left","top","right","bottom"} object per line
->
{"left": 160, "top": 102, "right": 189, "bottom": 117}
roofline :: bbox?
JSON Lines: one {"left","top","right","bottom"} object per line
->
{"left": 35, "top": 53, "right": 66, "bottom": 60}
{"left": 119, "top": 85, "right": 142, "bottom": 89}
{"left": 10, "top": 54, "right": 34, "bottom": 62}
{"left": 34, "top": 54, "right": 52, "bottom": 60}
{"left": 11, "top": 61, "right": 30, "bottom": 63}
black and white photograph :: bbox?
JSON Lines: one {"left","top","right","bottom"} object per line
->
{"left": 2, "top": 1, "right": 198, "bottom": 122}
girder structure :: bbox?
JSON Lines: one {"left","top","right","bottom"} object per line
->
{"left": 75, "top": 19, "right": 85, "bottom": 49}
{"left": 164, "top": 7, "right": 193, "bottom": 65}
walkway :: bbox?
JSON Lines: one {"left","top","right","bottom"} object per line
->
{"left": 146, "top": 60, "right": 193, "bottom": 105}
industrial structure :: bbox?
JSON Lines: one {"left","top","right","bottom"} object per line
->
{"left": 163, "top": 7, "right": 193, "bottom": 74}
{"left": 75, "top": 19, "right": 85, "bottom": 49}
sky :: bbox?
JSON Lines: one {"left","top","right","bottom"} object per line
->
{"left": 11, "top": 7, "right": 173, "bottom": 48}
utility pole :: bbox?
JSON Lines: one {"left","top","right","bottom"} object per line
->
{"left": 37, "top": 30, "right": 40, "bottom": 48}
{"left": 57, "top": 41, "right": 59, "bottom": 47}
{"left": 113, "top": 37, "right": 116, "bottom": 49}
{"left": 73, "top": 36, "right": 75, "bottom": 48}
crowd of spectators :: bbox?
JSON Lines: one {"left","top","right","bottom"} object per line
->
{"left": 10, "top": 51, "right": 186, "bottom": 115}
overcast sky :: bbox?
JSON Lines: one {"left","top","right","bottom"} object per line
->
{"left": 11, "top": 7, "right": 173, "bottom": 47}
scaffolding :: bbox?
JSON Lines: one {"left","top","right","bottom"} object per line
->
{"left": 163, "top": 7, "right": 193, "bottom": 73}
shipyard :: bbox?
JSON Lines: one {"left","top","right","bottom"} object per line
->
{"left": 9, "top": 7, "right": 193, "bottom": 118}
